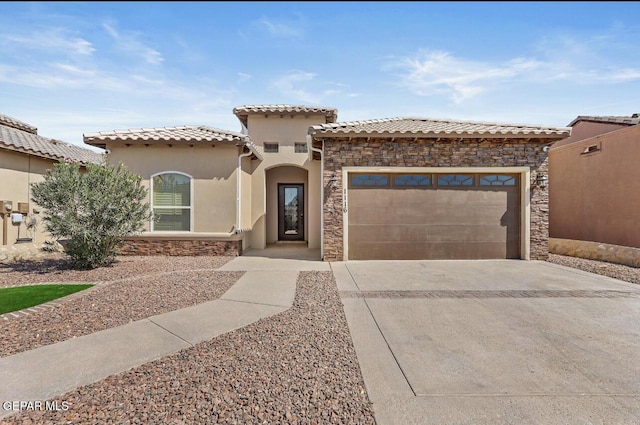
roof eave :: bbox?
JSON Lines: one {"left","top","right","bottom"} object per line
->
{"left": 308, "top": 130, "right": 570, "bottom": 140}
{"left": 0, "top": 142, "right": 98, "bottom": 166}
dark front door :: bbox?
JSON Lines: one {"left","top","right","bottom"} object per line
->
{"left": 278, "top": 184, "right": 304, "bottom": 241}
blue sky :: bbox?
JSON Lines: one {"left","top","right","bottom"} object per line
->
{"left": 2, "top": 1, "right": 640, "bottom": 150}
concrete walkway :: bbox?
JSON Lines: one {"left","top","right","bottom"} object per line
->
{"left": 0, "top": 248, "right": 323, "bottom": 419}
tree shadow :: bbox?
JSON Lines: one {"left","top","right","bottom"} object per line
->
{"left": 0, "top": 257, "right": 77, "bottom": 275}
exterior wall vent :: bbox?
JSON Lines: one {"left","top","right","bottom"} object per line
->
{"left": 581, "top": 144, "right": 600, "bottom": 155}
{"left": 264, "top": 143, "right": 279, "bottom": 153}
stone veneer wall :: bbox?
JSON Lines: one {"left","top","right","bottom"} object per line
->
{"left": 319, "top": 137, "right": 553, "bottom": 261}
{"left": 119, "top": 238, "right": 242, "bottom": 256}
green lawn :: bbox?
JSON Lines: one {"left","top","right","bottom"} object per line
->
{"left": 0, "top": 284, "right": 94, "bottom": 314}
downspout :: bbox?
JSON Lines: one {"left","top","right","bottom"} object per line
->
{"left": 236, "top": 148, "right": 252, "bottom": 234}
{"left": 308, "top": 135, "right": 324, "bottom": 260}
{"left": 236, "top": 140, "right": 263, "bottom": 236}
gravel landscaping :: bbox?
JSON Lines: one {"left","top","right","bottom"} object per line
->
{"left": 0, "top": 254, "right": 234, "bottom": 286}
{"left": 0, "top": 256, "right": 242, "bottom": 358}
{"left": 2, "top": 271, "right": 376, "bottom": 425}
{"left": 8, "top": 252, "right": 632, "bottom": 424}
{"left": 547, "top": 253, "right": 640, "bottom": 286}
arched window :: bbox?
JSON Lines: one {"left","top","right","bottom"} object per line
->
{"left": 151, "top": 172, "right": 192, "bottom": 231}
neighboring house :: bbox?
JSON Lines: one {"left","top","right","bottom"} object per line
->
{"left": 84, "top": 105, "right": 570, "bottom": 261}
{"left": 549, "top": 113, "right": 640, "bottom": 256}
{"left": 0, "top": 113, "right": 104, "bottom": 246}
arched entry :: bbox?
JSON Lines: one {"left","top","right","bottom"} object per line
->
{"left": 265, "top": 166, "right": 308, "bottom": 244}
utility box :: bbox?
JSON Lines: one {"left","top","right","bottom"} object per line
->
{"left": 0, "top": 201, "right": 12, "bottom": 212}
{"left": 11, "top": 213, "right": 23, "bottom": 224}
{"left": 17, "top": 203, "right": 29, "bottom": 214}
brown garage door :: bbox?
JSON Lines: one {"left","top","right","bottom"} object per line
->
{"left": 347, "top": 173, "right": 520, "bottom": 260}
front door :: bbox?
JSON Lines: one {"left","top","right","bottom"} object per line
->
{"left": 278, "top": 184, "right": 304, "bottom": 241}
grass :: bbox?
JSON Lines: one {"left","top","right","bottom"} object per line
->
{"left": 0, "top": 284, "right": 94, "bottom": 314}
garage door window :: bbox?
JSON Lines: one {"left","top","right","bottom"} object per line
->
{"left": 480, "top": 175, "right": 516, "bottom": 186}
{"left": 350, "top": 174, "right": 389, "bottom": 187}
{"left": 394, "top": 174, "right": 432, "bottom": 187}
{"left": 437, "top": 174, "right": 474, "bottom": 187}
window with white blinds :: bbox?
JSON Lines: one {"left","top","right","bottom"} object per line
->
{"left": 152, "top": 172, "right": 192, "bottom": 231}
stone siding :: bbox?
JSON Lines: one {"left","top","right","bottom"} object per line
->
{"left": 119, "top": 238, "right": 242, "bottom": 256}
{"left": 319, "top": 137, "right": 553, "bottom": 261}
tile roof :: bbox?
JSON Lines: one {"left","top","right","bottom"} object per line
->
{"left": 568, "top": 113, "right": 640, "bottom": 127}
{"left": 0, "top": 115, "right": 103, "bottom": 165}
{"left": 233, "top": 104, "right": 338, "bottom": 127}
{"left": 83, "top": 125, "right": 262, "bottom": 159}
{"left": 309, "top": 117, "right": 571, "bottom": 139}
{"left": 84, "top": 125, "right": 250, "bottom": 145}
{"left": 0, "top": 114, "right": 37, "bottom": 134}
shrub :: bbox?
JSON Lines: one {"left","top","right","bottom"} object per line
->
{"left": 31, "top": 159, "right": 152, "bottom": 269}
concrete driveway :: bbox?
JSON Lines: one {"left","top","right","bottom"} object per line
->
{"left": 332, "top": 260, "right": 640, "bottom": 425}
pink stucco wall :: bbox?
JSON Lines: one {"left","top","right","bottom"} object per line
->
{"left": 549, "top": 125, "right": 640, "bottom": 248}
{"left": 552, "top": 121, "right": 628, "bottom": 149}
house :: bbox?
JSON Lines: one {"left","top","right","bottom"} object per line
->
{"left": 83, "top": 105, "right": 570, "bottom": 261}
{"left": 549, "top": 113, "right": 640, "bottom": 266}
{"left": 0, "top": 114, "right": 103, "bottom": 246}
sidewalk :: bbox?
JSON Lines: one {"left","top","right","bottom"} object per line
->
{"left": 0, "top": 266, "right": 300, "bottom": 419}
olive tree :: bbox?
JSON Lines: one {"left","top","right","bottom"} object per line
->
{"left": 31, "top": 159, "right": 152, "bottom": 269}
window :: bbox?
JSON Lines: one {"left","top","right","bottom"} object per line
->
{"left": 294, "top": 143, "right": 308, "bottom": 153}
{"left": 264, "top": 143, "right": 279, "bottom": 153}
{"left": 394, "top": 174, "right": 432, "bottom": 187}
{"left": 152, "top": 172, "right": 192, "bottom": 231}
{"left": 480, "top": 175, "right": 516, "bottom": 186}
{"left": 350, "top": 174, "right": 389, "bottom": 187}
{"left": 437, "top": 174, "right": 474, "bottom": 187}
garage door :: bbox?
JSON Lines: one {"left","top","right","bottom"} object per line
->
{"left": 347, "top": 173, "right": 520, "bottom": 260}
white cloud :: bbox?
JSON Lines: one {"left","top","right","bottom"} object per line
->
{"left": 393, "top": 43, "right": 640, "bottom": 103}
{"left": 2, "top": 29, "right": 95, "bottom": 56}
{"left": 271, "top": 71, "right": 319, "bottom": 103}
{"left": 395, "top": 50, "right": 537, "bottom": 103}
{"left": 102, "top": 22, "right": 163, "bottom": 65}
{"left": 270, "top": 71, "right": 353, "bottom": 104}
{"left": 237, "top": 72, "right": 252, "bottom": 82}
{"left": 258, "top": 16, "right": 304, "bottom": 37}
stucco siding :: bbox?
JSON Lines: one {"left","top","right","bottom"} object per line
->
{"left": 107, "top": 145, "right": 239, "bottom": 233}
{"left": 0, "top": 150, "right": 57, "bottom": 245}
{"left": 549, "top": 125, "right": 640, "bottom": 248}
{"left": 246, "top": 115, "right": 329, "bottom": 147}
{"left": 552, "top": 121, "right": 627, "bottom": 149}
{"left": 246, "top": 114, "right": 323, "bottom": 250}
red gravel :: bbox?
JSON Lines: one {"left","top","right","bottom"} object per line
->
{"left": 0, "top": 254, "right": 234, "bottom": 287}
{"left": 0, "top": 256, "right": 242, "bottom": 358}
{"left": 2, "top": 271, "right": 376, "bottom": 425}
{"left": 547, "top": 253, "right": 640, "bottom": 286}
